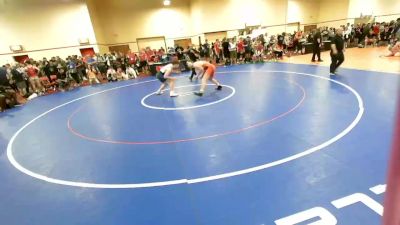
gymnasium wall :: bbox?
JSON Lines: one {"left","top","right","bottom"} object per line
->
{"left": 347, "top": 0, "right": 400, "bottom": 19}
{"left": 287, "top": 0, "right": 320, "bottom": 25}
{"left": 317, "top": 0, "right": 400, "bottom": 28}
{"left": 0, "top": 0, "right": 98, "bottom": 65}
{"left": 1, "top": 0, "right": 399, "bottom": 63}
{"left": 317, "top": 0, "right": 350, "bottom": 28}
{"left": 190, "top": 0, "right": 287, "bottom": 34}
{"left": 85, "top": 0, "right": 192, "bottom": 52}
{"left": 85, "top": 0, "right": 108, "bottom": 53}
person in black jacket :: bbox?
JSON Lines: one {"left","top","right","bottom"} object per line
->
{"left": 330, "top": 28, "right": 345, "bottom": 75}
{"left": 312, "top": 28, "right": 323, "bottom": 62}
{"left": 11, "top": 64, "right": 27, "bottom": 96}
{"left": 0, "top": 66, "right": 17, "bottom": 110}
{"left": 222, "top": 38, "right": 231, "bottom": 65}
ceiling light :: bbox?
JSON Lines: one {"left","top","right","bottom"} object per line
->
{"left": 163, "top": 0, "right": 171, "bottom": 6}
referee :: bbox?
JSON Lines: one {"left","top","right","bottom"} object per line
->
{"left": 311, "top": 28, "right": 323, "bottom": 62}
{"left": 330, "top": 27, "right": 345, "bottom": 75}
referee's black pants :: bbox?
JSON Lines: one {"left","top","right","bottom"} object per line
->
{"left": 312, "top": 45, "right": 321, "bottom": 61}
{"left": 330, "top": 51, "right": 344, "bottom": 73}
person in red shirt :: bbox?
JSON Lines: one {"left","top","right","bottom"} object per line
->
{"left": 237, "top": 38, "right": 245, "bottom": 63}
{"left": 152, "top": 49, "right": 159, "bottom": 62}
{"left": 373, "top": 23, "right": 380, "bottom": 36}
{"left": 25, "top": 62, "right": 43, "bottom": 93}
{"left": 145, "top": 48, "right": 154, "bottom": 63}
{"left": 189, "top": 60, "right": 222, "bottom": 97}
{"left": 294, "top": 31, "right": 303, "bottom": 53}
{"left": 214, "top": 39, "right": 221, "bottom": 64}
{"left": 365, "top": 29, "right": 377, "bottom": 47}
{"left": 127, "top": 50, "right": 137, "bottom": 66}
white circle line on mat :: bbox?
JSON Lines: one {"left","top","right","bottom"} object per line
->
{"left": 141, "top": 84, "right": 236, "bottom": 111}
{"left": 7, "top": 70, "right": 364, "bottom": 189}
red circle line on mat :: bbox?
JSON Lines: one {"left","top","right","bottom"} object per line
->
{"left": 67, "top": 81, "right": 306, "bottom": 145}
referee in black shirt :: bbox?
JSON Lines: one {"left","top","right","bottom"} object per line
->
{"left": 312, "top": 28, "right": 323, "bottom": 62}
{"left": 330, "top": 27, "right": 345, "bottom": 75}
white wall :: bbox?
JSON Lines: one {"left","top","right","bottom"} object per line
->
{"left": 0, "top": 0, "right": 98, "bottom": 65}
{"left": 317, "top": 0, "right": 350, "bottom": 28}
{"left": 190, "top": 0, "right": 288, "bottom": 34}
{"left": 316, "top": 0, "right": 400, "bottom": 28}
{"left": 347, "top": 0, "right": 400, "bottom": 18}
{"left": 1, "top": 0, "right": 398, "bottom": 62}
{"left": 86, "top": 0, "right": 191, "bottom": 51}
{"left": 287, "top": 0, "right": 320, "bottom": 24}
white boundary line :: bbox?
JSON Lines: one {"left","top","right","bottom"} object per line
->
{"left": 6, "top": 70, "right": 364, "bottom": 189}
{"left": 141, "top": 84, "right": 236, "bottom": 110}
{"left": 369, "top": 184, "right": 386, "bottom": 194}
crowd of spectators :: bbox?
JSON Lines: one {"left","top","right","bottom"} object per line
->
{"left": 191, "top": 18, "right": 400, "bottom": 65}
{"left": 1, "top": 18, "right": 399, "bottom": 112}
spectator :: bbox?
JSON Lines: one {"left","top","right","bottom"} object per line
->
{"left": 67, "top": 57, "right": 80, "bottom": 84}
{"left": 202, "top": 39, "right": 211, "bottom": 61}
{"left": 97, "top": 53, "right": 107, "bottom": 78}
{"left": 294, "top": 30, "right": 303, "bottom": 53}
{"left": 42, "top": 58, "right": 53, "bottom": 81}
{"left": 138, "top": 50, "right": 148, "bottom": 73}
{"left": 0, "top": 66, "right": 17, "bottom": 110}
{"left": 0, "top": 66, "right": 9, "bottom": 87}
{"left": 237, "top": 38, "right": 245, "bottom": 63}
{"left": 214, "top": 39, "right": 222, "bottom": 64}
{"left": 127, "top": 50, "right": 137, "bottom": 67}
{"left": 222, "top": 38, "right": 230, "bottom": 65}
{"left": 285, "top": 35, "right": 295, "bottom": 57}
{"left": 10, "top": 64, "right": 28, "bottom": 97}
{"left": 393, "top": 18, "right": 400, "bottom": 41}
{"left": 116, "top": 67, "right": 128, "bottom": 81}
{"left": 126, "top": 65, "right": 138, "bottom": 79}
{"left": 273, "top": 41, "right": 284, "bottom": 59}
{"left": 175, "top": 44, "right": 185, "bottom": 60}
{"left": 107, "top": 67, "right": 117, "bottom": 82}
{"left": 56, "top": 64, "right": 71, "bottom": 91}
{"left": 244, "top": 36, "right": 252, "bottom": 63}
{"left": 229, "top": 38, "right": 238, "bottom": 64}
{"left": 186, "top": 46, "right": 199, "bottom": 63}
{"left": 86, "top": 65, "right": 100, "bottom": 85}
{"left": 365, "top": 29, "right": 377, "bottom": 47}
{"left": 26, "top": 62, "right": 43, "bottom": 93}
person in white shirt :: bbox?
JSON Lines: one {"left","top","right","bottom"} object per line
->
{"left": 155, "top": 59, "right": 180, "bottom": 97}
{"left": 116, "top": 67, "right": 129, "bottom": 81}
{"left": 229, "top": 39, "right": 237, "bottom": 64}
{"left": 344, "top": 26, "right": 352, "bottom": 47}
{"left": 126, "top": 65, "right": 138, "bottom": 79}
{"left": 86, "top": 65, "right": 100, "bottom": 85}
{"left": 106, "top": 67, "right": 117, "bottom": 82}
